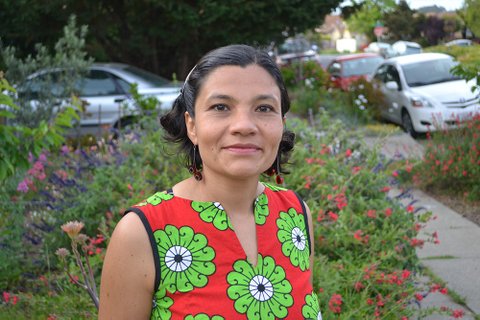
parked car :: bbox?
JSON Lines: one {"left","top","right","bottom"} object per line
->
{"left": 273, "top": 36, "right": 321, "bottom": 66}
{"left": 364, "top": 42, "right": 395, "bottom": 58}
{"left": 445, "top": 39, "right": 473, "bottom": 47}
{"left": 17, "top": 63, "right": 181, "bottom": 129}
{"left": 372, "top": 53, "right": 480, "bottom": 137}
{"left": 326, "top": 53, "right": 384, "bottom": 90}
{"left": 391, "top": 41, "right": 422, "bottom": 56}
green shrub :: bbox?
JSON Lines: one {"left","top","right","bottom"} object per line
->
{"left": 404, "top": 114, "right": 480, "bottom": 201}
{"left": 1, "top": 15, "right": 92, "bottom": 128}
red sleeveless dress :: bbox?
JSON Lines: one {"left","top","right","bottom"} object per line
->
{"left": 126, "top": 183, "right": 322, "bottom": 320}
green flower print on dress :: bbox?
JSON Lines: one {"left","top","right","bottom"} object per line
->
{"left": 150, "top": 286, "right": 173, "bottom": 320}
{"left": 262, "top": 182, "right": 287, "bottom": 192}
{"left": 302, "top": 292, "right": 322, "bottom": 320}
{"left": 154, "top": 225, "right": 215, "bottom": 293}
{"left": 277, "top": 208, "right": 310, "bottom": 271}
{"left": 227, "top": 255, "right": 293, "bottom": 320}
{"left": 254, "top": 193, "right": 269, "bottom": 225}
{"left": 191, "top": 201, "right": 233, "bottom": 230}
{"left": 136, "top": 191, "right": 173, "bottom": 206}
{"left": 184, "top": 314, "right": 224, "bottom": 320}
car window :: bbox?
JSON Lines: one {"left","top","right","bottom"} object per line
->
{"left": 373, "top": 64, "right": 388, "bottom": 82}
{"left": 77, "top": 70, "right": 122, "bottom": 96}
{"left": 19, "top": 72, "right": 65, "bottom": 99}
{"left": 328, "top": 62, "right": 342, "bottom": 76}
{"left": 401, "top": 58, "right": 461, "bottom": 87}
{"left": 385, "top": 65, "right": 402, "bottom": 90}
{"left": 342, "top": 57, "right": 384, "bottom": 77}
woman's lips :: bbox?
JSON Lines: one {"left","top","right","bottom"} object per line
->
{"left": 223, "top": 144, "right": 261, "bottom": 154}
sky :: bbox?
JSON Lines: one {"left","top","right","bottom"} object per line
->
{"left": 406, "top": 0, "right": 465, "bottom": 11}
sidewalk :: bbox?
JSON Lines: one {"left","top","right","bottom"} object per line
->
{"left": 365, "top": 132, "right": 479, "bottom": 319}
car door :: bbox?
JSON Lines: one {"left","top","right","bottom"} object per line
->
{"left": 77, "top": 70, "right": 131, "bottom": 127}
{"left": 374, "top": 64, "right": 404, "bottom": 124}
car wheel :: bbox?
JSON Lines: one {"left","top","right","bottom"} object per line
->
{"left": 401, "top": 111, "right": 418, "bottom": 138}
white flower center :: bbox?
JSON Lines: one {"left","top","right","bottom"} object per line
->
{"left": 165, "top": 245, "right": 192, "bottom": 272}
{"left": 213, "top": 202, "right": 224, "bottom": 210}
{"left": 249, "top": 275, "right": 274, "bottom": 301}
{"left": 291, "top": 227, "right": 306, "bottom": 251}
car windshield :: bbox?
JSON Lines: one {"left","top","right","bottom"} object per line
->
{"left": 342, "top": 57, "right": 384, "bottom": 77}
{"left": 402, "top": 58, "right": 462, "bottom": 87}
{"left": 122, "top": 65, "right": 171, "bottom": 87}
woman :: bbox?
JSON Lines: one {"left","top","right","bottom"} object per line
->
{"left": 99, "top": 44, "right": 321, "bottom": 319}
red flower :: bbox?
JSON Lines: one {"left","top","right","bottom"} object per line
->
{"left": 401, "top": 270, "right": 411, "bottom": 279}
{"left": 12, "top": 296, "right": 18, "bottom": 305}
{"left": 366, "top": 209, "right": 377, "bottom": 219}
{"left": 380, "top": 186, "right": 391, "bottom": 192}
{"left": 440, "top": 287, "right": 448, "bottom": 295}
{"left": 345, "top": 149, "right": 352, "bottom": 158}
{"left": 415, "top": 293, "right": 424, "bottom": 301}
{"left": 385, "top": 208, "right": 393, "bottom": 217}
{"left": 328, "top": 211, "right": 339, "bottom": 221}
{"left": 451, "top": 309, "right": 464, "bottom": 318}
{"left": 406, "top": 205, "right": 415, "bottom": 213}
{"left": 328, "top": 294, "right": 343, "bottom": 314}
{"left": 392, "top": 171, "right": 399, "bottom": 177}
{"left": 3, "top": 291, "right": 10, "bottom": 303}
{"left": 354, "top": 230, "right": 363, "bottom": 241}
{"left": 354, "top": 281, "right": 364, "bottom": 292}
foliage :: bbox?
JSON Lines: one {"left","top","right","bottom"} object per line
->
{"left": 0, "top": 74, "right": 80, "bottom": 182}
{"left": 0, "top": 0, "right": 342, "bottom": 78}
{"left": 463, "top": 0, "right": 480, "bottom": 36}
{"left": 344, "top": 78, "right": 385, "bottom": 124}
{"left": 403, "top": 114, "right": 480, "bottom": 201}
{"left": 1, "top": 15, "right": 93, "bottom": 127}
{"left": 0, "top": 84, "right": 455, "bottom": 318}
{"left": 342, "top": 0, "right": 397, "bottom": 41}
{"left": 420, "top": 16, "right": 446, "bottom": 46}
{"left": 383, "top": 0, "right": 418, "bottom": 41}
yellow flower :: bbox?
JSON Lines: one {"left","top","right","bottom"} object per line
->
{"left": 61, "top": 221, "right": 84, "bottom": 239}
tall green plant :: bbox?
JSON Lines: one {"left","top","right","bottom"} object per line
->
{"left": 1, "top": 15, "right": 93, "bottom": 127}
{"left": 0, "top": 74, "right": 80, "bottom": 182}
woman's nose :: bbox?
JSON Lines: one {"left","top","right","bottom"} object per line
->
{"left": 229, "top": 109, "right": 258, "bottom": 135}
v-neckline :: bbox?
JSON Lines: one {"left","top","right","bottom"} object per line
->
{"left": 167, "top": 186, "right": 270, "bottom": 266}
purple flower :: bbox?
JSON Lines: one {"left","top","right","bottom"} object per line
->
{"left": 38, "top": 153, "right": 47, "bottom": 163}
{"left": 17, "top": 180, "right": 29, "bottom": 193}
{"left": 61, "top": 145, "right": 70, "bottom": 155}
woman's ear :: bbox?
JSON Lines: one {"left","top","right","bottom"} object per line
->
{"left": 185, "top": 111, "right": 197, "bottom": 145}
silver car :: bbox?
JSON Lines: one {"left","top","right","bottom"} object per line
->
{"left": 372, "top": 53, "right": 480, "bottom": 137}
{"left": 19, "top": 63, "right": 181, "bottom": 129}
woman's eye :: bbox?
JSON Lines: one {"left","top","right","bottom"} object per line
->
{"left": 212, "top": 104, "right": 229, "bottom": 111}
{"left": 256, "top": 105, "right": 274, "bottom": 113}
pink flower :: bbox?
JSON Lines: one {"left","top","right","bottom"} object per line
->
{"left": 17, "top": 180, "right": 29, "bottom": 193}
{"left": 61, "top": 221, "right": 85, "bottom": 239}
{"left": 366, "top": 209, "right": 377, "bottom": 219}
{"left": 61, "top": 145, "right": 70, "bottom": 155}
{"left": 3, "top": 291, "right": 10, "bottom": 303}
{"left": 38, "top": 153, "right": 47, "bottom": 163}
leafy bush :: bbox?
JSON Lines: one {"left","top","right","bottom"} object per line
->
{"left": 345, "top": 78, "right": 385, "bottom": 124}
{"left": 1, "top": 15, "right": 92, "bottom": 127}
{"left": 403, "top": 114, "right": 480, "bottom": 201}
{"left": 281, "top": 60, "right": 328, "bottom": 91}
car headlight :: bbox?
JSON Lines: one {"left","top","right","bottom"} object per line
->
{"left": 410, "top": 96, "right": 434, "bottom": 108}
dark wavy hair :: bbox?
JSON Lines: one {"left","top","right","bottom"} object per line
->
{"left": 160, "top": 44, "right": 295, "bottom": 175}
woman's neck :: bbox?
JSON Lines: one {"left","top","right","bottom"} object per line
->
{"left": 173, "top": 171, "right": 264, "bottom": 216}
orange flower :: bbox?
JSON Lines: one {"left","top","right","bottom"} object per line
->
{"left": 61, "top": 221, "right": 85, "bottom": 239}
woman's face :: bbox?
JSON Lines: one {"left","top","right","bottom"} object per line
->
{"left": 185, "top": 64, "right": 284, "bottom": 182}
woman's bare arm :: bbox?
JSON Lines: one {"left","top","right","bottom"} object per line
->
{"left": 98, "top": 212, "right": 155, "bottom": 320}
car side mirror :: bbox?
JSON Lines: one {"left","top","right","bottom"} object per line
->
{"left": 385, "top": 81, "right": 399, "bottom": 91}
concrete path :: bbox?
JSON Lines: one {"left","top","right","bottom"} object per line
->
{"left": 365, "top": 132, "right": 479, "bottom": 319}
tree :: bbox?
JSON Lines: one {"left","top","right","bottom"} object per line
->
{"left": 420, "top": 16, "right": 445, "bottom": 45}
{"left": 341, "top": 0, "right": 397, "bottom": 41}
{"left": 383, "top": 1, "right": 418, "bottom": 41}
{"left": 0, "top": 0, "right": 342, "bottom": 79}
{"left": 463, "top": 0, "right": 480, "bottom": 37}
